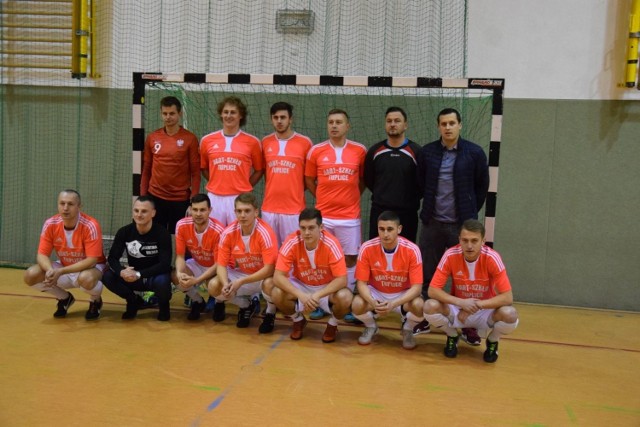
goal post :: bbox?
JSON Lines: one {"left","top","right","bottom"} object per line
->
{"left": 132, "top": 72, "right": 504, "bottom": 245}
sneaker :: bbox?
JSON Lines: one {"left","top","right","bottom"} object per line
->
{"left": 483, "top": 339, "right": 499, "bottom": 363}
{"left": 53, "top": 293, "right": 75, "bottom": 318}
{"left": 461, "top": 328, "right": 482, "bottom": 346}
{"left": 212, "top": 302, "right": 226, "bottom": 322}
{"left": 122, "top": 297, "right": 138, "bottom": 320}
{"left": 412, "top": 319, "right": 431, "bottom": 336}
{"left": 309, "top": 307, "right": 326, "bottom": 320}
{"left": 258, "top": 313, "right": 276, "bottom": 334}
{"left": 187, "top": 299, "right": 206, "bottom": 321}
{"left": 85, "top": 298, "right": 102, "bottom": 320}
{"left": 322, "top": 324, "right": 338, "bottom": 343}
{"left": 290, "top": 317, "right": 307, "bottom": 340}
{"left": 236, "top": 301, "right": 256, "bottom": 328}
{"left": 401, "top": 329, "right": 417, "bottom": 350}
{"left": 204, "top": 296, "right": 216, "bottom": 313}
{"left": 444, "top": 335, "right": 459, "bottom": 358}
{"left": 358, "top": 326, "right": 379, "bottom": 345}
{"left": 343, "top": 312, "right": 362, "bottom": 324}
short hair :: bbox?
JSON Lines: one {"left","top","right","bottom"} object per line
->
{"left": 234, "top": 192, "right": 258, "bottom": 209}
{"left": 217, "top": 96, "right": 248, "bottom": 127}
{"left": 327, "top": 108, "right": 349, "bottom": 122}
{"left": 60, "top": 189, "right": 81, "bottom": 204}
{"left": 377, "top": 210, "right": 401, "bottom": 225}
{"left": 385, "top": 106, "right": 407, "bottom": 121}
{"left": 461, "top": 219, "right": 485, "bottom": 238}
{"left": 190, "top": 193, "right": 210, "bottom": 207}
{"left": 299, "top": 207, "right": 322, "bottom": 226}
{"left": 135, "top": 195, "right": 156, "bottom": 209}
{"left": 161, "top": 96, "right": 182, "bottom": 113}
{"left": 270, "top": 101, "right": 293, "bottom": 117}
{"left": 437, "top": 108, "right": 462, "bottom": 124}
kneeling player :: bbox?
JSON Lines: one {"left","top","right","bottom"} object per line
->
{"left": 207, "top": 193, "right": 277, "bottom": 328}
{"left": 352, "top": 211, "right": 424, "bottom": 349}
{"left": 269, "top": 208, "right": 352, "bottom": 342}
{"left": 424, "top": 219, "right": 519, "bottom": 363}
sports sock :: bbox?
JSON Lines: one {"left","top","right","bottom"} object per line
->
{"left": 424, "top": 313, "right": 457, "bottom": 336}
{"left": 83, "top": 281, "right": 103, "bottom": 302}
{"left": 328, "top": 315, "right": 339, "bottom": 326}
{"left": 354, "top": 311, "right": 376, "bottom": 328}
{"left": 32, "top": 282, "right": 70, "bottom": 300}
{"left": 186, "top": 286, "right": 204, "bottom": 303}
{"left": 232, "top": 296, "right": 250, "bottom": 309}
{"left": 488, "top": 319, "right": 519, "bottom": 342}
{"left": 292, "top": 312, "right": 304, "bottom": 322}
{"left": 261, "top": 291, "right": 276, "bottom": 314}
{"left": 403, "top": 312, "right": 422, "bottom": 331}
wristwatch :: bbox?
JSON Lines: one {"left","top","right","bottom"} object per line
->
{"left": 135, "top": 271, "right": 141, "bottom": 279}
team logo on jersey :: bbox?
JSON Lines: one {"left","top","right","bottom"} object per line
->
{"left": 54, "top": 237, "right": 63, "bottom": 244}
{"left": 213, "top": 144, "right": 219, "bottom": 149}
{"left": 127, "top": 240, "right": 143, "bottom": 258}
{"left": 456, "top": 270, "right": 464, "bottom": 276}
{"left": 187, "top": 239, "right": 193, "bottom": 244}
{"left": 374, "top": 261, "right": 381, "bottom": 267}
{"left": 234, "top": 245, "right": 241, "bottom": 251}
{"left": 267, "top": 147, "right": 273, "bottom": 152}
{"left": 322, "top": 156, "right": 330, "bottom": 162}
{"left": 177, "top": 139, "right": 184, "bottom": 147}
{"left": 299, "top": 257, "right": 306, "bottom": 263}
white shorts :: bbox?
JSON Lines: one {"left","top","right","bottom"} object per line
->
{"left": 216, "top": 268, "right": 263, "bottom": 302}
{"left": 185, "top": 258, "right": 209, "bottom": 279}
{"left": 322, "top": 218, "right": 361, "bottom": 255}
{"left": 261, "top": 211, "right": 299, "bottom": 246}
{"left": 52, "top": 261, "right": 105, "bottom": 288}
{"left": 367, "top": 287, "right": 411, "bottom": 315}
{"left": 290, "top": 277, "right": 332, "bottom": 314}
{"left": 446, "top": 304, "right": 494, "bottom": 331}
{"left": 207, "top": 193, "right": 237, "bottom": 227}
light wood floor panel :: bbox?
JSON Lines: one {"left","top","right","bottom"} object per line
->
{"left": 0, "top": 268, "right": 639, "bottom": 426}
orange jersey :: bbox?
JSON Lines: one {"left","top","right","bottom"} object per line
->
{"left": 217, "top": 218, "right": 277, "bottom": 274}
{"left": 175, "top": 217, "right": 225, "bottom": 267}
{"left": 141, "top": 126, "right": 201, "bottom": 201}
{"left": 305, "top": 140, "right": 366, "bottom": 219}
{"left": 430, "top": 245, "right": 512, "bottom": 300}
{"left": 38, "top": 212, "right": 106, "bottom": 266}
{"left": 262, "top": 132, "right": 313, "bottom": 214}
{"left": 276, "top": 230, "right": 347, "bottom": 287}
{"left": 355, "top": 237, "right": 423, "bottom": 293}
{"left": 200, "top": 130, "right": 263, "bottom": 195}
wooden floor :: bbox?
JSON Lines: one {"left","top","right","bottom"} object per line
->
{"left": 0, "top": 267, "right": 639, "bottom": 427}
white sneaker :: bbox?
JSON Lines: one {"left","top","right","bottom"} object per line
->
{"left": 401, "top": 329, "right": 417, "bottom": 350}
{"left": 358, "top": 326, "right": 379, "bottom": 345}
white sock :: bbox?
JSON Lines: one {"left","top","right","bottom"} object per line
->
{"left": 424, "top": 313, "right": 457, "bottom": 336}
{"left": 261, "top": 291, "right": 276, "bottom": 314}
{"left": 403, "top": 312, "right": 422, "bottom": 331}
{"left": 232, "top": 296, "right": 250, "bottom": 308}
{"left": 328, "top": 315, "right": 338, "bottom": 326}
{"left": 31, "top": 283, "right": 70, "bottom": 300}
{"left": 83, "top": 281, "right": 103, "bottom": 302}
{"left": 292, "top": 312, "right": 304, "bottom": 322}
{"left": 354, "top": 311, "right": 377, "bottom": 328}
{"left": 488, "top": 319, "right": 519, "bottom": 342}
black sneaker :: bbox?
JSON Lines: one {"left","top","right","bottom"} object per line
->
{"left": 187, "top": 299, "right": 206, "bottom": 321}
{"left": 483, "top": 339, "right": 499, "bottom": 363}
{"left": 122, "top": 297, "right": 138, "bottom": 320}
{"left": 85, "top": 298, "right": 103, "bottom": 320}
{"left": 53, "top": 293, "right": 75, "bottom": 318}
{"left": 412, "top": 319, "right": 431, "bottom": 336}
{"left": 444, "top": 335, "right": 459, "bottom": 358}
{"left": 236, "top": 300, "right": 256, "bottom": 328}
{"left": 212, "top": 302, "right": 226, "bottom": 322}
{"left": 258, "top": 313, "right": 276, "bottom": 334}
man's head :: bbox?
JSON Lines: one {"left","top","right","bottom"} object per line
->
{"left": 133, "top": 196, "right": 156, "bottom": 229}
{"left": 377, "top": 210, "right": 402, "bottom": 249}
{"left": 385, "top": 106, "right": 408, "bottom": 139}
{"left": 270, "top": 101, "right": 293, "bottom": 136}
{"left": 160, "top": 96, "right": 182, "bottom": 129}
{"left": 190, "top": 193, "right": 211, "bottom": 226}
{"left": 327, "top": 108, "right": 350, "bottom": 141}
{"left": 217, "top": 96, "right": 247, "bottom": 129}
{"left": 437, "top": 108, "right": 462, "bottom": 146}
{"left": 57, "top": 189, "right": 81, "bottom": 223}
{"left": 298, "top": 208, "right": 323, "bottom": 248}
{"left": 459, "top": 219, "right": 485, "bottom": 262}
{"left": 234, "top": 192, "right": 259, "bottom": 228}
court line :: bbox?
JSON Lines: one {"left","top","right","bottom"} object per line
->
{"left": 2, "top": 291, "right": 639, "bottom": 354}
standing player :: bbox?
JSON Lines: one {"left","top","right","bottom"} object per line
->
{"left": 352, "top": 211, "right": 425, "bottom": 350}
{"left": 416, "top": 107, "right": 490, "bottom": 343}
{"left": 305, "top": 108, "right": 366, "bottom": 322}
{"left": 141, "top": 96, "right": 200, "bottom": 233}
{"left": 207, "top": 192, "right": 277, "bottom": 328}
{"left": 172, "top": 193, "right": 225, "bottom": 321}
{"left": 261, "top": 101, "right": 313, "bottom": 245}
{"left": 103, "top": 196, "right": 173, "bottom": 321}
{"left": 424, "top": 220, "right": 519, "bottom": 363}
{"left": 364, "top": 107, "right": 422, "bottom": 242}
{"left": 269, "top": 208, "right": 352, "bottom": 342}
{"left": 200, "top": 96, "right": 263, "bottom": 226}
{"left": 23, "top": 189, "right": 105, "bottom": 320}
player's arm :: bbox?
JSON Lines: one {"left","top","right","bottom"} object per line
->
{"left": 304, "top": 176, "right": 317, "bottom": 196}
{"left": 477, "top": 289, "right": 513, "bottom": 310}
{"left": 249, "top": 168, "right": 264, "bottom": 186}
{"left": 356, "top": 280, "right": 377, "bottom": 307}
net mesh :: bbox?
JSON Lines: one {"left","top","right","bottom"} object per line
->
{"left": 0, "top": 0, "right": 474, "bottom": 265}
